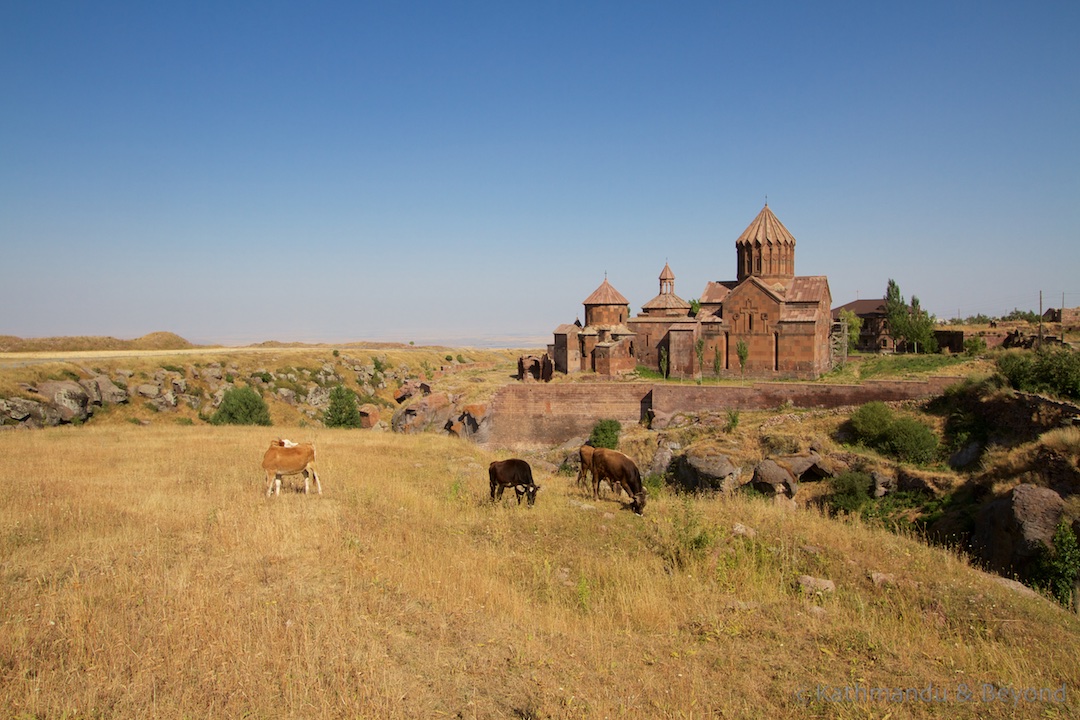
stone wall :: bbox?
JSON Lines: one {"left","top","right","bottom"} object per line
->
{"left": 486, "top": 377, "right": 961, "bottom": 447}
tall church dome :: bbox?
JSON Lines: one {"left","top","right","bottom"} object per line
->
{"left": 735, "top": 204, "right": 796, "bottom": 283}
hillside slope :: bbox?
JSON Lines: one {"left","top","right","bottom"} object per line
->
{"left": 0, "top": 426, "right": 1076, "bottom": 718}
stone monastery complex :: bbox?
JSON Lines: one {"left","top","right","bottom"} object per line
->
{"left": 550, "top": 204, "right": 837, "bottom": 380}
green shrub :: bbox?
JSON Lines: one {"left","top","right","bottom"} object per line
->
{"left": 724, "top": 409, "right": 740, "bottom": 433}
{"left": 884, "top": 416, "right": 940, "bottom": 464}
{"left": 588, "top": 419, "right": 621, "bottom": 449}
{"left": 1032, "top": 520, "right": 1080, "bottom": 608}
{"left": 996, "top": 348, "right": 1080, "bottom": 400}
{"left": 826, "top": 471, "right": 872, "bottom": 514}
{"left": 324, "top": 385, "right": 362, "bottom": 428}
{"left": 210, "top": 387, "right": 272, "bottom": 426}
{"left": 963, "top": 336, "right": 987, "bottom": 356}
{"left": 161, "top": 364, "right": 185, "bottom": 375}
{"left": 847, "top": 401, "right": 939, "bottom": 465}
{"left": 849, "top": 401, "right": 893, "bottom": 446}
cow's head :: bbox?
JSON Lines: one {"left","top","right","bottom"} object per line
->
{"left": 514, "top": 483, "right": 540, "bottom": 506}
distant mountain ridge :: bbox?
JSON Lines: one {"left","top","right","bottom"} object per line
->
{"left": 0, "top": 332, "right": 196, "bottom": 352}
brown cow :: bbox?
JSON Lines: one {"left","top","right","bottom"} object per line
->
{"left": 577, "top": 445, "right": 595, "bottom": 488}
{"left": 591, "top": 448, "right": 646, "bottom": 514}
{"left": 262, "top": 440, "right": 321, "bottom": 497}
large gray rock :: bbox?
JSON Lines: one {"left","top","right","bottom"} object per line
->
{"left": 1, "top": 397, "right": 57, "bottom": 427}
{"left": 671, "top": 452, "right": 742, "bottom": 493}
{"left": 972, "top": 483, "right": 1064, "bottom": 577}
{"left": 80, "top": 375, "right": 128, "bottom": 405}
{"left": 306, "top": 385, "right": 331, "bottom": 409}
{"left": 35, "top": 381, "right": 92, "bottom": 423}
{"left": 136, "top": 384, "right": 160, "bottom": 399}
{"left": 392, "top": 393, "right": 455, "bottom": 434}
{"left": 780, "top": 451, "right": 834, "bottom": 481}
{"left": 751, "top": 459, "right": 798, "bottom": 498}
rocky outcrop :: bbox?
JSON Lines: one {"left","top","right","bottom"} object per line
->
{"left": 670, "top": 452, "right": 742, "bottom": 493}
{"left": 971, "top": 484, "right": 1064, "bottom": 578}
{"left": 751, "top": 459, "right": 799, "bottom": 498}
{"left": 393, "top": 393, "right": 455, "bottom": 434}
{"left": 34, "top": 381, "right": 92, "bottom": 423}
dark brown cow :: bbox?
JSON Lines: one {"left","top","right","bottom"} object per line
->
{"left": 262, "top": 439, "right": 321, "bottom": 497}
{"left": 489, "top": 458, "right": 540, "bottom": 506}
{"left": 591, "top": 448, "right": 646, "bottom": 514}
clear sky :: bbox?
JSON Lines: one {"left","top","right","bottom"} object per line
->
{"left": 2, "top": 1, "right": 1078, "bottom": 348}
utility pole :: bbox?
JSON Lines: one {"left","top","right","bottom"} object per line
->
{"left": 1038, "top": 290, "right": 1044, "bottom": 351}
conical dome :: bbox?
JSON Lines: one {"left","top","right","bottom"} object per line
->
{"left": 735, "top": 204, "right": 796, "bottom": 282}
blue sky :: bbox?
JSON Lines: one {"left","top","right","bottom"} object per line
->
{"left": 2, "top": 1, "right": 1078, "bottom": 347}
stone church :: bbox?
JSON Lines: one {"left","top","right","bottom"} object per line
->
{"left": 550, "top": 204, "right": 835, "bottom": 379}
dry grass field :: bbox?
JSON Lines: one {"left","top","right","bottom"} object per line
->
{"left": 3, "top": 424, "right": 1080, "bottom": 719}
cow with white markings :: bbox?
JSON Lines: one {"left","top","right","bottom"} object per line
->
{"left": 262, "top": 439, "right": 321, "bottom": 497}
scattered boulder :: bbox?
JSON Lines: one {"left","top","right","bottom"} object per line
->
{"left": 751, "top": 459, "right": 798, "bottom": 498}
{"left": 34, "top": 381, "right": 92, "bottom": 423}
{"left": 798, "top": 575, "right": 835, "bottom": 595}
{"left": 872, "top": 471, "right": 896, "bottom": 498}
{"left": 358, "top": 403, "right": 381, "bottom": 429}
{"left": 81, "top": 375, "right": 128, "bottom": 405}
{"left": 971, "top": 483, "right": 1064, "bottom": 578}
{"left": 135, "top": 384, "right": 160, "bottom": 399}
{"left": 780, "top": 451, "right": 834, "bottom": 481}
{"left": 448, "top": 403, "right": 490, "bottom": 442}
{"left": 393, "top": 393, "right": 454, "bottom": 434}
{"left": 671, "top": 452, "right": 742, "bottom": 493}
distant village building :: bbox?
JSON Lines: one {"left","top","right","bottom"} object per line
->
{"left": 1043, "top": 307, "right": 1080, "bottom": 326}
{"left": 551, "top": 204, "right": 835, "bottom": 379}
{"left": 831, "top": 298, "right": 897, "bottom": 353}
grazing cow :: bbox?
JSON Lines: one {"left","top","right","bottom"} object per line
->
{"left": 489, "top": 458, "right": 540, "bottom": 506}
{"left": 591, "top": 448, "right": 646, "bottom": 514}
{"left": 262, "top": 440, "right": 321, "bottom": 497}
{"left": 577, "top": 444, "right": 595, "bottom": 488}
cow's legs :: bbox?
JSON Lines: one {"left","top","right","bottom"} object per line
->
{"left": 310, "top": 468, "right": 322, "bottom": 495}
{"left": 302, "top": 469, "right": 310, "bottom": 494}
{"left": 265, "top": 471, "right": 278, "bottom": 498}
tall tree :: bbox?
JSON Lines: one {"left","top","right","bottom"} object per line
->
{"left": 884, "top": 279, "right": 938, "bottom": 353}
{"left": 838, "top": 309, "right": 863, "bottom": 352}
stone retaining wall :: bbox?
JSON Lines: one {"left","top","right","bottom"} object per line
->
{"left": 487, "top": 377, "right": 962, "bottom": 447}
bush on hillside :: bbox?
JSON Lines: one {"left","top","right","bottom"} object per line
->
{"left": 884, "top": 416, "right": 940, "bottom": 464}
{"left": 996, "top": 348, "right": 1080, "bottom": 400}
{"left": 211, "top": 386, "right": 272, "bottom": 426}
{"left": 825, "top": 471, "right": 873, "bottom": 515}
{"left": 589, "top": 419, "right": 621, "bottom": 449}
{"left": 846, "top": 401, "right": 939, "bottom": 465}
{"left": 324, "top": 385, "right": 362, "bottom": 428}
{"left": 1032, "top": 520, "right": 1080, "bottom": 609}
{"left": 849, "top": 401, "right": 893, "bottom": 446}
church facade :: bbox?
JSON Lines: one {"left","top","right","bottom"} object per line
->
{"left": 551, "top": 205, "right": 836, "bottom": 380}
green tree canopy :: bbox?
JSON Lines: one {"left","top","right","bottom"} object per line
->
{"left": 211, "top": 386, "right": 272, "bottom": 426}
{"left": 838, "top": 308, "right": 862, "bottom": 352}
{"left": 324, "top": 385, "right": 362, "bottom": 428}
{"left": 884, "top": 279, "right": 938, "bottom": 353}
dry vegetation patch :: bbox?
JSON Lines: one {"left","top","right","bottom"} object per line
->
{"left": 2, "top": 425, "right": 1079, "bottom": 718}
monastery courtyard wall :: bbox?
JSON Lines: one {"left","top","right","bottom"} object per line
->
{"left": 486, "top": 377, "right": 960, "bottom": 447}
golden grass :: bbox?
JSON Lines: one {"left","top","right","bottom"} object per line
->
{"left": 2, "top": 425, "right": 1079, "bottom": 718}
